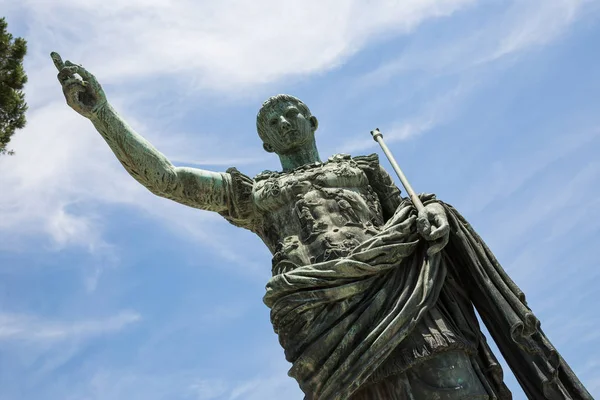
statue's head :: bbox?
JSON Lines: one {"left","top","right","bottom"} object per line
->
{"left": 256, "top": 94, "right": 319, "bottom": 154}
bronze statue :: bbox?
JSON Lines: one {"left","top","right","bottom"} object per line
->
{"left": 51, "top": 52, "right": 592, "bottom": 400}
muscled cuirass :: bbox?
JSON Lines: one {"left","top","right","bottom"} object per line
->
{"left": 220, "top": 154, "right": 480, "bottom": 392}
{"left": 252, "top": 155, "right": 388, "bottom": 272}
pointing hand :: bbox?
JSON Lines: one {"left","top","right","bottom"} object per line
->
{"left": 51, "top": 52, "right": 107, "bottom": 119}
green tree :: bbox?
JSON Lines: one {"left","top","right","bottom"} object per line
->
{"left": 0, "top": 17, "right": 27, "bottom": 156}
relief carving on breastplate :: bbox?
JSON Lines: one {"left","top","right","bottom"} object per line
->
{"left": 262, "top": 178, "right": 281, "bottom": 197}
{"left": 363, "top": 186, "right": 385, "bottom": 227}
{"left": 255, "top": 156, "right": 386, "bottom": 266}
{"left": 322, "top": 235, "right": 346, "bottom": 262}
{"left": 341, "top": 231, "right": 362, "bottom": 251}
{"left": 295, "top": 198, "right": 327, "bottom": 242}
{"left": 271, "top": 235, "right": 309, "bottom": 273}
{"left": 328, "top": 188, "right": 371, "bottom": 227}
{"left": 337, "top": 198, "right": 361, "bottom": 225}
{"left": 321, "top": 232, "right": 362, "bottom": 262}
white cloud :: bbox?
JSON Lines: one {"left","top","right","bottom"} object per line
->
{"left": 0, "top": 100, "right": 143, "bottom": 251}
{"left": 463, "top": 128, "right": 598, "bottom": 207}
{"left": 1, "top": 0, "right": 595, "bottom": 258}
{"left": 0, "top": 89, "right": 261, "bottom": 275}
{"left": 339, "top": 81, "right": 475, "bottom": 153}
{"left": 484, "top": 0, "right": 591, "bottom": 63}
{"left": 10, "top": 336, "right": 302, "bottom": 400}
{"left": 186, "top": 379, "right": 229, "bottom": 400}
{"left": 227, "top": 375, "right": 300, "bottom": 400}
{"left": 10, "top": 0, "right": 475, "bottom": 92}
{"left": 50, "top": 369, "right": 301, "bottom": 400}
{"left": 339, "top": 115, "right": 436, "bottom": 155}
{"left": 334, "top": 0, "right": 598, "bottom": 153}
{"left": 0, "top": 0, "right": 477, "bottom": 261}
{"left": 447, "top": 129, "right": 600, "bottom": 308}
{"left": 361, "top": 0, "right": 598, "bottom": 86}
{"left": 0, "top": 310, "right": 140, "bottom": 342}
{"left": 0, "top": 2, "right": 597, "bottom": 399}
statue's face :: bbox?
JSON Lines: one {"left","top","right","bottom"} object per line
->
{"left": 260, "top": 100, "right": 318, "bottom": 154}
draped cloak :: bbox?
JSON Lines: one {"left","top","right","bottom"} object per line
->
{"left": 263, "top": 195, "right": 593, "bottom": 400}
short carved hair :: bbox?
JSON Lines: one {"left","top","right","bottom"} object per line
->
{"left": 256, "top": 94, "right": 311, "bottom": 143}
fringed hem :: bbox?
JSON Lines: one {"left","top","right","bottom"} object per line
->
{"left": 366, "top": 330, "right": 476, "bottom": 385}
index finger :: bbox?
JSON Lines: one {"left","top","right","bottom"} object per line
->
{"left": 50, "top": 52, "right": 64, "bottom": 71}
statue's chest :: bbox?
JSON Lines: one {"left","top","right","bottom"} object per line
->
{"left": 252, "top": 157, "right": 369, "bottom": 212}
{"left": 250, "top": 155, "right": 386, "bottom": 263}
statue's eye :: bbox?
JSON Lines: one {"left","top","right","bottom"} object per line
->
{"left": 269, "top": 118, "right": 278, "bottom": 126}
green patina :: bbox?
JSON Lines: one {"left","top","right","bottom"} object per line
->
{"left": 51, "top": 52, "right": 592, "bottom": 400}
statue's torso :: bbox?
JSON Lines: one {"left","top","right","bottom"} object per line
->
{"left": 222, "top": 154, "right": 480, "bottom": 395}
{"left": 252, "top": 155, "right": 384, "bottom": 271}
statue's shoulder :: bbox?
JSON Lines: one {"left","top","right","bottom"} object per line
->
{"left": 327, "top": 153, "right": 353, "bottom": 163}
{"left": 254, "top": 169, "right": 281, "bottom": 182}
{"left": 350, "top": 153, "right": 399, "bottom": 193}
{"left": 351, "top": 153, "right": 382, "bottom": 172}
{"left": 220, "top": 167, "right": 255, "bottom": 230}
{"left": 226, "top": 167, "right": 255, "bottom": 190}
{"left": 351, "top": 152, "right": 380, "bottom": 164}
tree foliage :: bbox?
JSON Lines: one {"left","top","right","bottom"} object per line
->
{"left": 0, "top": 17, "right": 27, "bottom": 156}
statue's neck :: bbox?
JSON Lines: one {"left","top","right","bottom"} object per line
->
{"left": 278, "top": 141, "right": 322, "bottom": 172}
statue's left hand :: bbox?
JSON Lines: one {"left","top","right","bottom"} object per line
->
{"left": 417, "top": 203, "right": 450, "bottom": 256}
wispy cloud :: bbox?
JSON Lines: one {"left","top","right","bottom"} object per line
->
{"left": 459, "top": 128, "right": 599, "bottom": 219}
{"left": 0, "top": 2, "right": 598, "bottom": 399}
{"left": 0, "top": 0, "right": 477, "bottom": 262}
{"left": 361, "top": 0, "right": 598, "bottom": 86}
{"left": 7, "top": 0, "right": 475, "bottom": 92}
{"left": 0, "top": 95, "right": 265, "bottom": 281}
{"left": 339, "top": 81, "right": 475, "bottom": 153}
{"left": 227, "top": 374, "right": 300, "bottom": 400}
{"left": 337, "top": 0, "right": 598, "bottom": 153}
{"left": 0, "top": 100, "right": 149, "bottom": 255}
{"left": 0, "top": 311, "right": 140, "bottom": 342}
{"left": 47, "top": 369, "right": 301, "bottom": 400}
{"left": 460, "top": 130, "right": 600, "bottom": 252}
{"left": 483, "top": 0, "right": 593, "bottom": 63}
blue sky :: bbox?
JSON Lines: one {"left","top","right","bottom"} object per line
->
{"left": 1, "top": 0, "right": 599, "bottom": 398}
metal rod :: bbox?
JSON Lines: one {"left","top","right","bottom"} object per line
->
{"left": 370, "top": 128, "right": 425, "bottom": 213}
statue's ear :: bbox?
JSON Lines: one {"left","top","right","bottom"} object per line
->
{"left": 263, "top": 142, "right": 275, "bottom": 153}
{"left": 310, "top": 115, "right": 319, "bottom": 131}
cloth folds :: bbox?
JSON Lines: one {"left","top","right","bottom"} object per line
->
{"left": 444, "top": 203, "right": 593, "bottom": 400}
{"left": 263, "top": 196, "right": 592, "bottom": 400}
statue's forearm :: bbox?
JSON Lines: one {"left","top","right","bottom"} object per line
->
{"left": 90, "top": 103, "right": 177, "bottom": 194}
{"left": 88, "top": 103, "right": 233, "bottom": 213}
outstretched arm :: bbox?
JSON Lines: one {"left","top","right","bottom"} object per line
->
{"left": 51, "top": 52, "right": 231, "bottom": 213}
{"left": 92, "top": 104, "right": 230, "bottom": 212}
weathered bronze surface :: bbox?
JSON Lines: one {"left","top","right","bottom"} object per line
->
{"left": 51, "top": 52, "right": 592, "bottom": 400}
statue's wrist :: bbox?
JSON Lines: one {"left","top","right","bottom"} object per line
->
{"left": 89, "top": 101, "right": 110, "bottom": 122}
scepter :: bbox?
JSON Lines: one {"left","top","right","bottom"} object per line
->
{"left": 370, "top": 128, "right": 425, "bottom": 213}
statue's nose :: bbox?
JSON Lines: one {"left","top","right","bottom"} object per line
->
{"left": 279, "top": 116, "right": 291, "bottom": 131}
